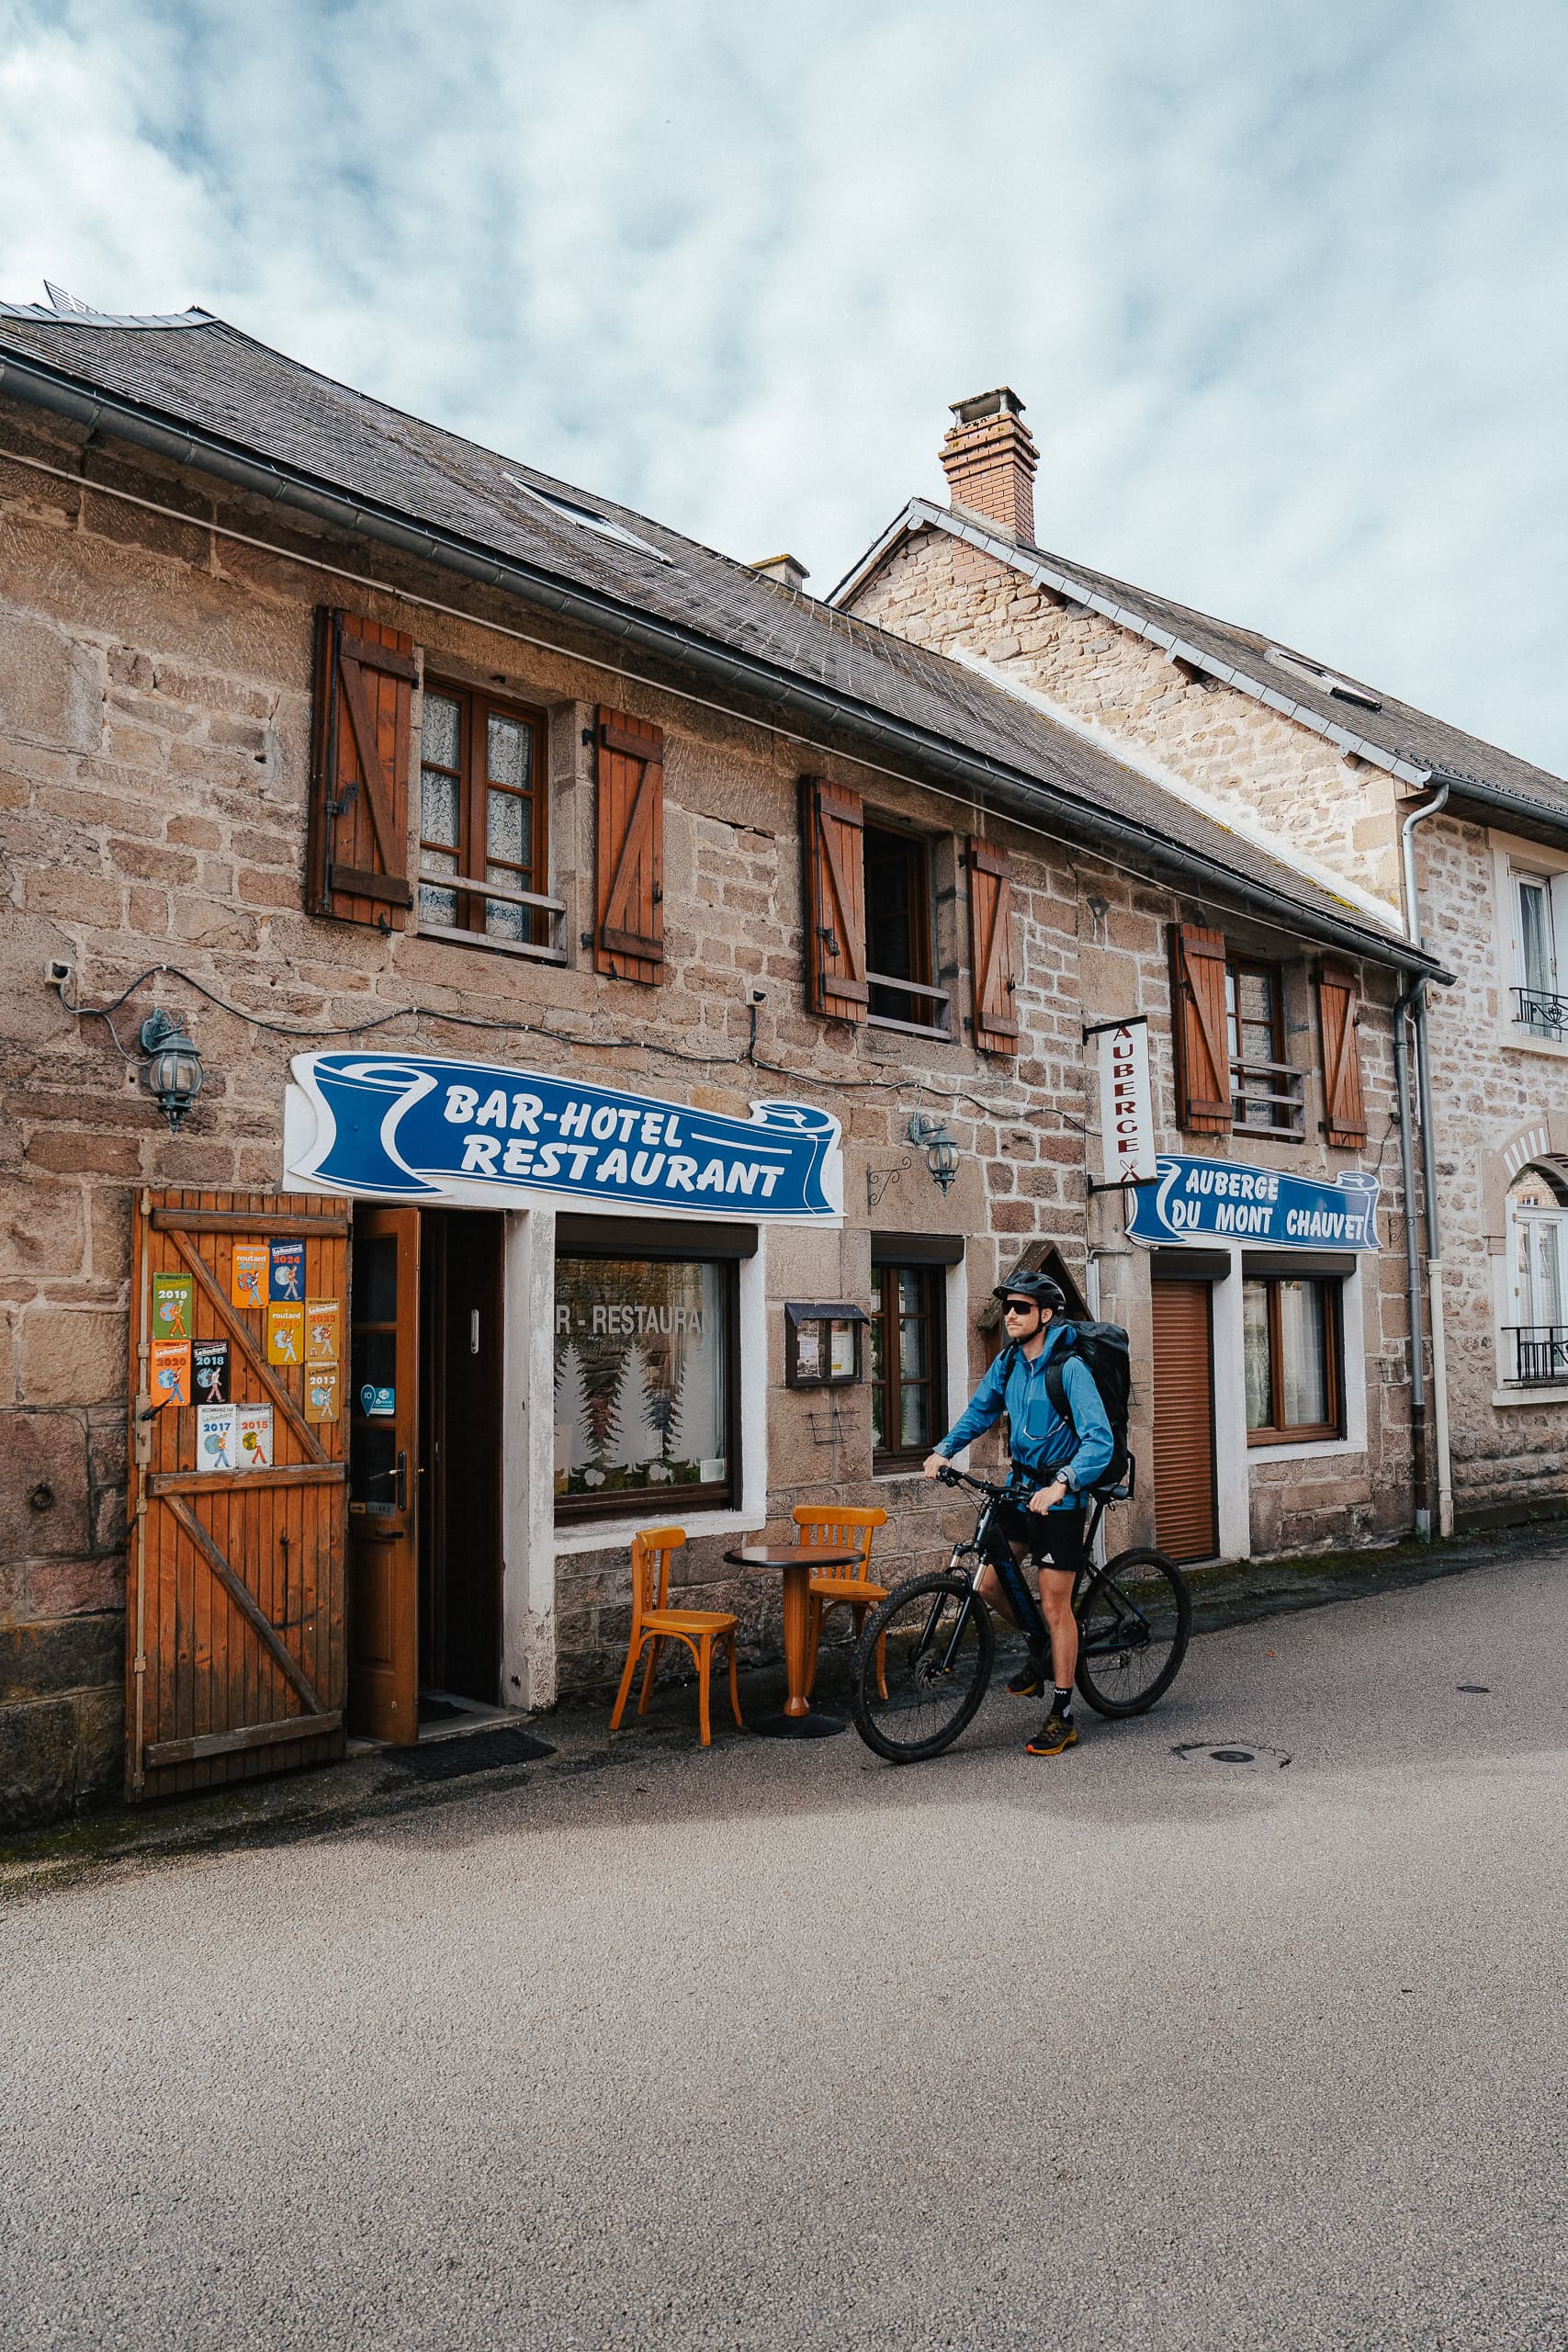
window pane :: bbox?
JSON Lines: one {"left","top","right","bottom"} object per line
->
{"left": 485, "top": 884, "right": 526, "bottom": 944}
{"left": 1243, "top": 1283, "right": 1272, "bottom": 1430}
{"left": 863, "top": 827, "right": 918, "bottom": 981}
{"left": 899, "top": 1314, "right": 928, "bottom": 1380}
{"left": 553, "top": 1257, "right": 727, "bottom": 1502}
{"left": 899, "top": 1383, "right": 930, "bottom": 1449}
{"left": 487, "top": 786, "right": 525, "bottom": 866}
{"left": 1534, "top": 1221, "right": 1562, "bottom": 1325}
{"left": 487, "top": 713, "right": 529, "bottom": 791}
{"left": 421, "top": 769, "right": 459, "bottom": 848}
{"left": 421, "top": 693, "right": 459, "bottom": 771}
{"left": 1518, "top": 880, "right": 1553, "bottom": 995}
{"left": 1280, "top": 1281, "right": 1329, "bottom": 1427}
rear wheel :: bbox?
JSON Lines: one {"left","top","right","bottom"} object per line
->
{"left": 1074, "top": 1547, "right": 1190, "bottom": 1717}
{"left": 851, "top": 1573, "right": 995, "bottom": 1764}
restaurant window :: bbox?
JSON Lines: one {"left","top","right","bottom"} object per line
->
{"left": 1225, "top": 958, "right": 1302, "bottom": 1135}
{"left": 871, "top": 1261, "right": 946, "bottom": 1470}
{"left": 553, "top": 1251, "right": 736, "bottom": 1520}
{"left": 1243, "top": 1275, "right": 1341, "bottom": 1442}
{"left": 1503, "top": 1167, "right": 1568, "bottom": 1385}
{"left": 417, "top": 682, "right": 558, "bottom": 955}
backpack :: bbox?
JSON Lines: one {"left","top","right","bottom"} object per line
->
{"left": 1000, "top": 1322, "right": 1134, "bottom": 1496}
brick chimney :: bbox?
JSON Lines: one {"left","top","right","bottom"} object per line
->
{"left": 939, "top": 388, "right": 1038, "bottom": 544}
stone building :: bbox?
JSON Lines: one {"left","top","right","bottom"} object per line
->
{"left": 836, "top": 387, "right": 1568, "bottom": 1537}
{"left": 0, "top": 297, "right": 1439, "bottom": 1828}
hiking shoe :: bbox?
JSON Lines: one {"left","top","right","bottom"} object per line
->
{"left": 1006, "top": 1649, "right": 1048, "bottom": 1698}
{"left": 1026, "top": 1711, "right": 1078, "bottom": 1757}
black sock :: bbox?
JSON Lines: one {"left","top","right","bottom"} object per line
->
{"left": 1053, "top": 1684, "right": 1073, "bottom": 1720}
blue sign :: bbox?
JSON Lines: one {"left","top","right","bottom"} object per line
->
{"left": 1128, "top": 1156, "right": 1380, "bottom": 1250}
{"left": 285, "top": 1053, "right": 842, "bottom": 1225}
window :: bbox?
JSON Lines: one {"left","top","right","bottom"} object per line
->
{"left": 1243, "top": 1275, "right": 1340, "bottom": 1442}
{"left": 1265, "top": 647, "right": 1382, "bottom": 711}
{"left": 502, "top": 472, "right": 671, "bottom": 563}
{"left": 417, "top": 684, "right": 563, "bottom": 958}
{"left": 1503, "top": 1169, "right": 1568, "bottom": 1384}
{"left": 864, "top": 822, "right": 942, "bottom": 1031}
{"left": 1225, "top": 959, "right": 1302, "bottom": 1134}
{"left": 800, "top": 779, "right": 963, "bottom": 1042}
{"left": 553, "top": 1252, "right": 735, "bottom": 1519}
{"left": 870, "top": 1261, "right": 946, "bottom": 1469}
{"left": 1510, "top": 869, "right": 1568, "bottom": 1036}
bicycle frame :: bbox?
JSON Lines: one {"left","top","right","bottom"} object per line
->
{"left": 931, "top": 1464, "right": 1154, "bottom": 1671}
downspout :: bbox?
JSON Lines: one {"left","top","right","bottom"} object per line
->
{"left": 1399, "top": 781, "right": 1453, "bottom": 1537}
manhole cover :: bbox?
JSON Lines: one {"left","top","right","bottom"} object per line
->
{"left": 1211, "top": 1747, "right": 1255, "bottom": 1763}
{"left": 1173, "top": 1740, "right": 1292, "bottom": 1770}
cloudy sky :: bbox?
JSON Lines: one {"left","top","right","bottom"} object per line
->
{"left": 3, "top": 0, "right": 1565, "bottom": 769}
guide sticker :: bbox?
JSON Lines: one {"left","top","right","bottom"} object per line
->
{"left": 360, "top": 1384, "right": 396, "bottom": 1418}
{"left": 151, "top": 1273, "right": 193, "bottom": 1341}
{"left": 305, "top": 1299, "right": 340, "bottom": 1363}
{"left": 231, "top": 1244, "right": 268, "bottom": 1310}
{"left": 151, "top": 1339, "right": 191, "bottom": 1407}
{"left": 192, "top": 1339, "right": 230, "bottom": 1406}
{"left": 266, "top": 1303, "right": 304, "bottom": 1366}
{"left": 269, "top": 1238, "right": 306, "bottom": 1302}
{"left": 305, "top": 1365, "right": 340, "bottom": 1424}
{"left": 237, "top": 1404, "right": 274, "bottom": 1469}
{"left": 197, "top": 1403, "right": 238, "bottom": 1471}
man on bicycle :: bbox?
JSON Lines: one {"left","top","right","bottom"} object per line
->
{"left": 923, "top": 1271, "right": 1113, "bottom": 1756}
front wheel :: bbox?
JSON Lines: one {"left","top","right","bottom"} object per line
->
{"left": 851, "top": 1573, "right": 995, "bottom": 1764}
{"left": 1075, "top": 1548, "right": 1191, "bottom": 1718}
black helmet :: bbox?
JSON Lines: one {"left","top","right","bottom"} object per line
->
{"left": 993, "top": 1271, "right": 1066, "bottom": 1312}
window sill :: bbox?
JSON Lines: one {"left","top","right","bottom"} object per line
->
{"left": 1496, "top": 1024, "right": 1568, "bottom": 1060}
{"left": 1491, "top": 1384, "right": 1568, "bottom": 1408}
{"left": 555, "top": 1504, "right": 762, "bottom": 1556}
{"left": 1247, "top": 1435, "right": 1358, "bottom": 1463}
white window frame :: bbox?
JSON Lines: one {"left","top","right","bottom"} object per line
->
{"left": 1492, "top": 833, "right": 1568, "bottom": 1053}
{"left": 1500, "top": 1175, "right": 1568, "bottom": 1387}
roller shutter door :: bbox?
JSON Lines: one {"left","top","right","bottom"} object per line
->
{"left": 1151, "top": 1279, "right": 1219, "bottom": 1563}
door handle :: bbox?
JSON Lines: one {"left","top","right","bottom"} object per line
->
{"left": 395, "top": 1449, "right": 408, "bottom": 1511}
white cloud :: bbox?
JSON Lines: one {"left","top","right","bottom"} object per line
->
{"left": 2, "top": 0, "right": 1565, "bottom": 771}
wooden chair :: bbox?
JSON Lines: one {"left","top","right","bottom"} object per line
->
{"left": 793, "top": 1504, "right": 889, "bottom": 1696}
{"left": 610, "top": 1525, "right": 743, "bottom": 1748}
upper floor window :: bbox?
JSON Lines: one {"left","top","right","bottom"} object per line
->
{"left": 1225, "top": 957, "right": 1302, "bottom": 1134}
{"left": 417, "top": 684, "right": 562, "bottom": 959}
{"left": 1509, "top": 866, "right": 1568, "bottom": 1037}
{"left": 800, "top": 779, "right": 960, "bottom": 1042}
{"left": 1503, "top": 1167, "right": 1568, "bottom": 1385}
{"left": 863, "top": 821, "right": 944, "bottom": 1033}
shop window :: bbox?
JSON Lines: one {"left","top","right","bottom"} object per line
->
{"left": 417, "top": 682, "right": 564, "bottom": 960}
{"left": 871, "top": 1261, "right": 946, "bottom": 1470}
{"left": 553, "top": 1252, "right": 736, "bottom": 1519}
{"left": 1243, "top": 1275, "right": 1341, "bottom": 1442}
{"left": 1503, "top": 1167, "right": 1568, "bottom": 1384}
{"left": 1508, "top": 867, "right": 1568, "bottom": 1037}
{"left": 1225, "top": 957, "right": 1303, "bottom": 1135}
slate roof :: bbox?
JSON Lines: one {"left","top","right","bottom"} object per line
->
{"left": 0, "top": 301, "right": 1440, "bottom": 969}
{"left": 833, "top": 497, "right": 1568, "bottom": 838}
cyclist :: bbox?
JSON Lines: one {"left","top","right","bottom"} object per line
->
{"left": 923, "top": 1272, "right": 1113, "bottom": 1757}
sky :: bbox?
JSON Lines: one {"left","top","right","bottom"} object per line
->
{"left": 3, "top": 0, "right": 1566, "bottom": 772}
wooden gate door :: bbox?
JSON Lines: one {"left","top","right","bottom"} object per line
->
{"left": 127, "top": 1191, "right": 349, "bottom": 1800}
{"left": 346, "top": 1207, "right": 420, "bottom": 1742}
{"left": 1150, "top": 1278, "right": 1219, "bottom": 1564}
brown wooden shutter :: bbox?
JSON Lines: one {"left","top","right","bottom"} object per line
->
{"left": 127, "top": 1190, "right": 349, "bottom": 1802}
{"left": 305, "top": 608, "right": 416, "bottom": 928}
{"left": 967, "top": 837, "right": 1019, "bottom": 1054}
{"left": 1168, "top": 923, "right": 1233, "bottom": 1134}
{"left": 801, "top": 775, "right": 867, "bottom": 1022}
{"left": 1317, "top": 962, "right": 1368, "bottom": 1148}
{"left": 594, "top": 707, "right": 665, "bottom": 982}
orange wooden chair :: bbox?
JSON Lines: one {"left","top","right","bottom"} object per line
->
{"left": 610, "top": 1525, "right": 743, "bottom": 1748}
{"left": 793, "top": 1503, "right": 889, "bottom": 1696}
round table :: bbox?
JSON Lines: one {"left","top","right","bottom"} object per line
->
{"left": 724, "top": 1544, "right": 863, "bottom": 1738}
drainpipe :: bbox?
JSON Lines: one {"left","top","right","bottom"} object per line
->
{"left": 1398, "top": 781, "right": 1453, "bottom": 1537}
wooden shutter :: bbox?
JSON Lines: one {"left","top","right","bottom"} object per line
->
{"left": 1318, "top": 962, "right": 1368, "bottom": 1148}
{"left": 306, "top": 608, "right": 416, "bottom": 928}
{"left": 126, "top": 1190, "right": 349, "bottom": 1802}
{"left": 1168, "top": 923, "right": 1233, "bottom": 1134}
{"left": 801, "top": 775, "right": 867, "bottom": 1022}
{"left": 967, "top": 837, "right": 1019, "bottom": 1054}
{"left": 594, "top": 707, "right": 665, "bottom": 982}
{"left": 1150, "top": 1279, "right": 1218, "bottom": 1563}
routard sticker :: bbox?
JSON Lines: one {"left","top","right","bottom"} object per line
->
{"left": 192, "top": 1340, "right": 230, "bottom": 1406}
{"left": 197, "top": 1404, "right": 238, "bottom": 1471}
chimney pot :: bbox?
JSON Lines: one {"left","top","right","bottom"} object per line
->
{"left": 750, "top": 552, "right": 810, "bottom": 594}
{"left": 939, "top": 386, "right": 1038, "bottom": 545}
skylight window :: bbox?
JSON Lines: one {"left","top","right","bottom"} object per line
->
{"left": 1265, "top": 647, "right": 1382, "bottom": 711}
{"left": 501, "top": 472, "right": 671, "bottom": 563}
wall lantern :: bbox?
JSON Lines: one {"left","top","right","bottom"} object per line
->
{"left": 907, "top": 1113, "right": 960, "bottom": 1195}
{"left": 139, "top": 1010, "right": 204, "bottom": 1132}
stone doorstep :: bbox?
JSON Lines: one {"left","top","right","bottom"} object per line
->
{"left": 0, "top": 1525, "right": 1547, "bottom": 1894}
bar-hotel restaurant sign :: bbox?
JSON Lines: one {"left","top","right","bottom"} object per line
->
{"left": 284, "top": 1053, "right": 842, "bottom": 1223}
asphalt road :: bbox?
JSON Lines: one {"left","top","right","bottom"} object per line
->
{"left": 5, "top": 1555, "right": 1566, "bottom": 2352}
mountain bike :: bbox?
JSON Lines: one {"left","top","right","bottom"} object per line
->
{"left": 850, "top": 1463, "right": 1191, "bottom": 1764}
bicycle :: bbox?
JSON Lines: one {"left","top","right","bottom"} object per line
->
{"left": 850, "top": 1463, "right": 1191, "bottom": 1764}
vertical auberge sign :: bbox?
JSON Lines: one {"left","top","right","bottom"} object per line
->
{"left": 1095, "top": 1017, "right": 1156, "bottom": 1186}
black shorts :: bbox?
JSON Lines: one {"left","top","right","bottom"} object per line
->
{"left": 996, "top": 1498, "right": 1089, "bottom": 1577}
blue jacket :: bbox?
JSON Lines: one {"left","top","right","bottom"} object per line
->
{"left": 937, "top": 1323, "right": 1114, "bottom": 1506}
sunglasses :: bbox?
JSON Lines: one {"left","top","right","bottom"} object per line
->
{"left": 1002, "top": 1300, "right": 1037, "bottom": 1315}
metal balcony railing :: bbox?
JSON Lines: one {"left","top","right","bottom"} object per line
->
{"left": 1231, "top": 1057, "right": 1305, "bottom": 1137}
{"left": 1503, "top": 1325, "right": 1568, "bottom": 1385}
{"left": 1512, "top": 986, "right": 1568, "bottom": 1041}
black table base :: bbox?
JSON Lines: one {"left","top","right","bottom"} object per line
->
{"left": 750, "top": 1710, "right": 848, "bottom": 1740}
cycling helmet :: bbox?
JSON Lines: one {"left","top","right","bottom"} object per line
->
{"left": 992, "top": 1271, "right": 1066, "bottom": 1312}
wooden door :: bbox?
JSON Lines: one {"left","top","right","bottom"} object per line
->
{"left": 347, "top": 1207, "right": 420, "bottom": 1741}
{"left": 126, "top": 1191, "right": 349, "bottom": 1801}
{"left": 1150, "top": 1279, "right": 1219, "bottom": 1563}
